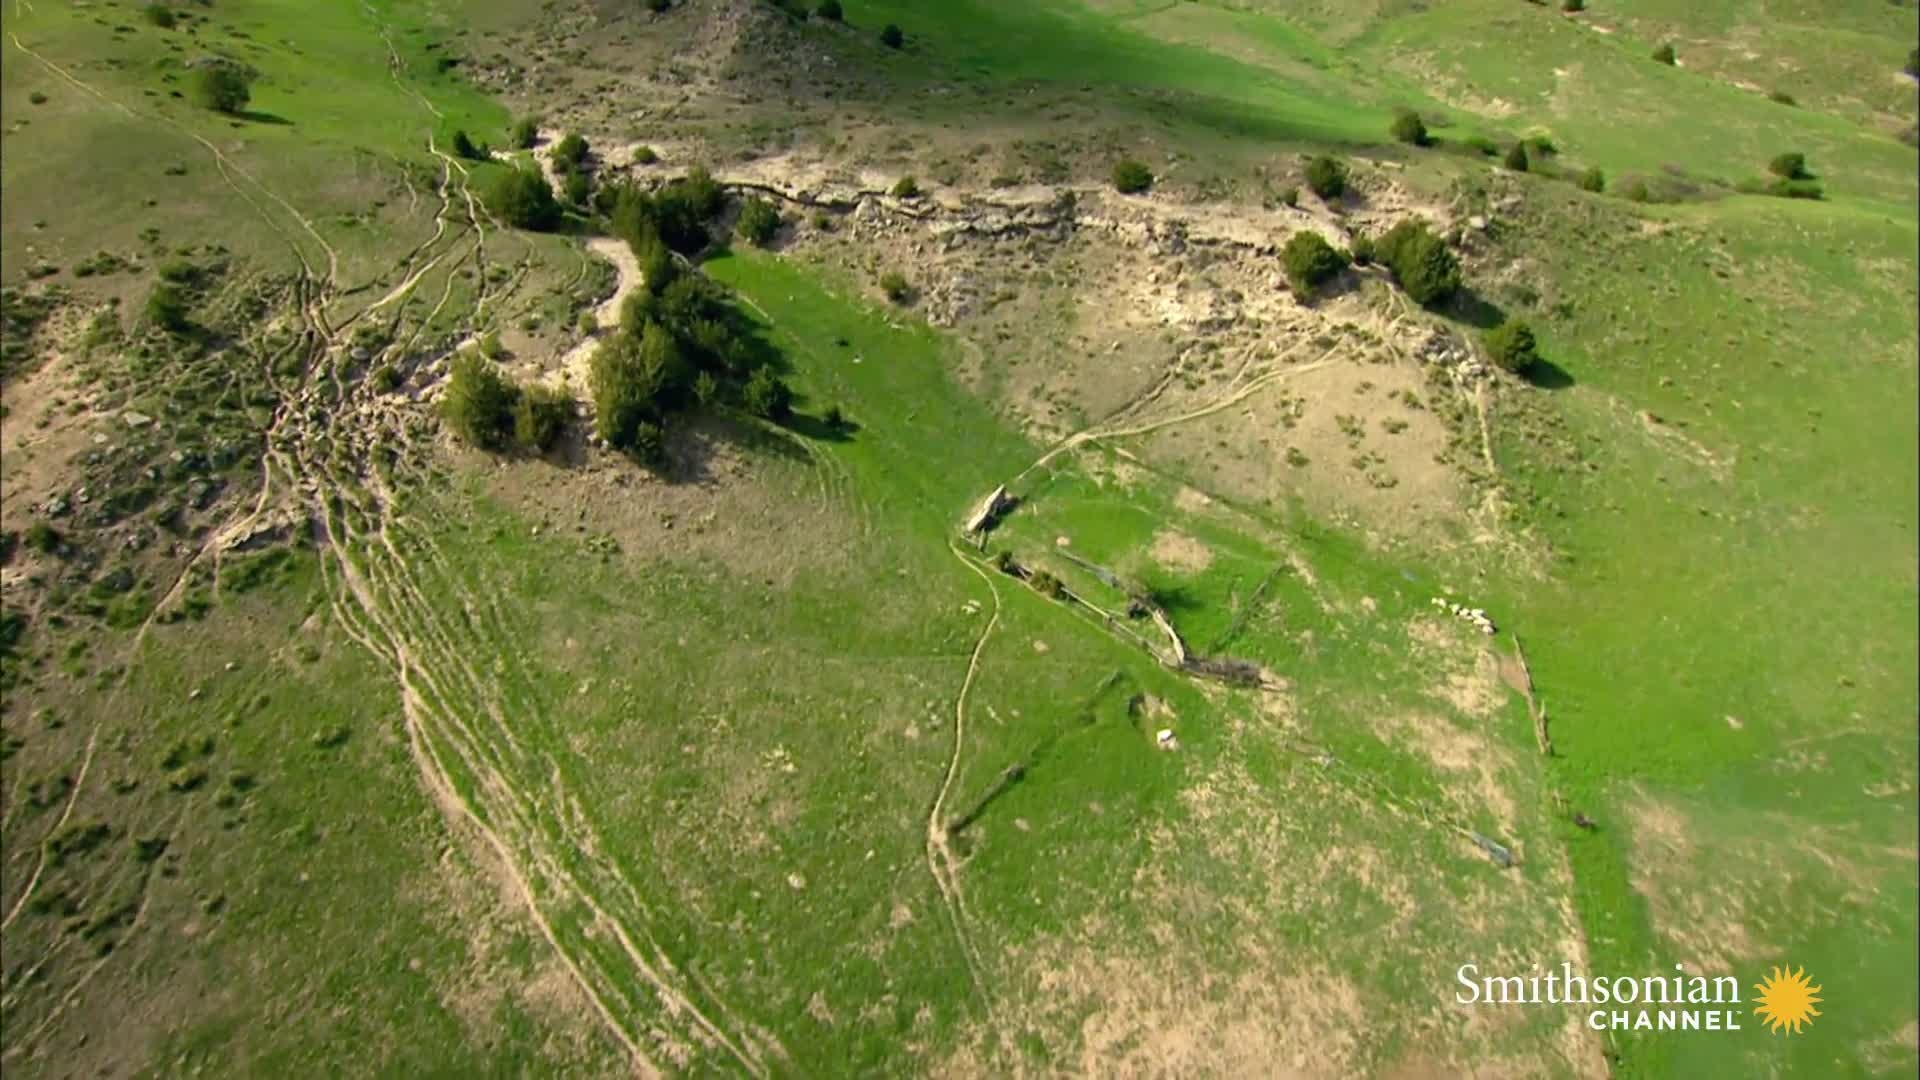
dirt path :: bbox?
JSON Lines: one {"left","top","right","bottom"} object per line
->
{"left": 548, "top": 236, "right": 643, "bottom": 395}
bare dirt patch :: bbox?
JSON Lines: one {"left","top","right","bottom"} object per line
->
{"left": 1148, "top": 528, "right": 1213, "bottom": 574}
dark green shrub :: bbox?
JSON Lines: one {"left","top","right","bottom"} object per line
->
{"left": 890, "top": 175, "right": 921, "bottom": 198}
{"left": 736, "top": 197, "right": 780, "bottom": 247}
{"left": 1280, "top": 232, "right": 1350, "bottom": 298}
{"left": 188, "top": 61, "right": 253, "bottom": 114}
{"left": 441, "top": 352, "right": 518, "bottom": 450}
{"left": 514, "top": 383, "right": 572, "bottom": 452}
{"left": 28, "top": 91, "right": 47, "bottom": 105}
{"left": 647, "top": 0, "right": 671, "bottom": 12}
{"left": 562, "top": 168, "right": 592, "bottom": 208}
{"left": 1578, "top": 167, "right": 1605, "bottom": 193}
{"left": 551, "top": 132, "right": 589, "bottom": 171}
{"left": 742, "top": 366, "right": 792, "bottom": 420}
{"left": 1503, "top": 142, "right": 1530, "bottom": 172}
{"left": 145, "top": 282, "right": 190, "bottom": 333}
{"left": 1768, "top": 90, "right": 1796, "bottom": 106}
{"left": 817, "top": 0, "right": 842, "bottom": 19}
{"left": 1349, "top": 232, "right": 1375, "bottom": 266}
{"left": 1561, "top": 0, "right": 1583, "bottom": 10}
{"left": 1652, "top": 43, "right": 1676, "bottom": 65}
{"left": 1303, "top": 155, "right": 1348, "bottom": 199}
{"left": 1483, "top": 319, "right": 1539, "bottom": 374}
{"left": 1463, "top": 134, "right": 1499, "bottom": 157}
{"left": 1906, "top": 47, "right": 1918, "bottom": 78}
{"left": 633, "top": 145, "right": 659, "bottom": 165}
{"left": 591, "top": 322, "right": 686, "bottom": 451}
{"left": 483, "top": 167, "right": 561, "bottom": 231}
{"left": 1029, "top": 570, "right": 1066, "bottom": 600}
{"left": 371, "top": 364, "right": 402, "bottom": 392}
{"left": 1375, "top": 220, "right": 1461, "bottom": 306}
{"left": 25, "top": 523, "right": 61, "bottom": 554}
{"left": 1768, "top": 152, "right": 1809, "bottom": 180}
{"left": 450, "top": 129, "right": 483, "bottom": 160}
{"left": 880, "top": 270, "right": 911, "bottom": 303}
{"left": 1111, "top": 159, "right": 1153, "bottom": 194}
{"left": 824, "top": 403, "right": 846, "bottom": 430}
{"left": 1276, "top": 185, "right": 1299, "bottom": 208}
{"left": 1391, "top": 109, "right": 1429, "bottom": 146}
{"left": 512, "top": 117, "right": 539, "bottom": 149}
{"left": 631, "top": 421, "right": 665, "bottom": 464}
{"left": 144, "top": 4, "right": 176, "bottom": 28}
{"left": 1766, "top": 178, "right": 1823, "bottom": 200}
{"left": 693, "top": 370, "right": 720, "bottom": 407}
{"left": 880, "top": 24, "right": 903, "bottom": 48}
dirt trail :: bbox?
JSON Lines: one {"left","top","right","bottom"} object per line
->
{"left": 548, "top": 237, "right": 643, "bottom": 394}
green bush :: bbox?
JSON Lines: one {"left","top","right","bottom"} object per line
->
{"left": 736, "top": 197, "right": 781, "bottom": 247}
{"left": 1303, "top": 155, "right": 1348, "bottom": 199}
{"left": 1279, "top": 232, "right": 1350, "bottom": 298}
{"left": 1503, "top": 142, "right": 1530, "bottom": 172}
{"left": 591, "top": 321, "right": 687, "bottom": 452}
{"left": 742, "top": 366, "right": 792, "bottom": 420}
{"left": 1463, "top": 135, "right": 1499, "bottom": 157}
{"left": 511, "top": 117, "right": 539, "bottom": 149}
{"left": 1766, "top": 178, "right": 1824, "bottom": 200}
{"left": 817, "top": 0, "right": 842, "bottom": 19}
{"left": 513, "top": 383, "right": 572, "bottom": 452}
{"left": 647, "top": 0, "right": 671, "bottom": 12}
{"left": 880, "top": 270, "right": 911, "bottom": 303}
{"left": 1768, "top": 90, "right": 1796, "bottom": 107}
{"left": 890, "top": 175, "right": 921, "bottom": 198}
{"left": 1276, "top": 185, "right": 1299, "bottom": 208}
{"left": 1111, "top": 159, "right": 1153, "bottom": 194}
{"left": 188, "top": 61, "right": 253, "bottom": 114}
{"left": 1483, "top": 319, "right": 1539, "bottom": 374}
{"left": 371, "top": 364, "right": 402, "bottom": 392}
{"left": 25, "top": 523, "right": 61, "bottom": 554}
{"left": 1029, "top": 570, "right": 1066, "bottom": 600}
{"left": 1349, "top": 232, "right": 1375, "bottom": 266}
{"left": 1375, "top": 220, "right": 1461, "bottom": 307}
{"left": 562, "top": 168, "right": 592, "bottom": 208}
{"left": 1561, "top": 0, "right": 1584, "bottom": 10}
{"left": 442, "top": 352, "right": 518, "bottom": 450}
{"left": 483, "top": 167, "right": 562, "bottom": 231}
{"left": 880, "top": 24, "right": 904, "bottom": 48}
{"left": 633, "top": 145, "right": 659, "bottom": 165}
{"left": 552, "top": 132, "right": 589, "bottom": 172}
{"left": 144, "top": 4, "right": 176, "bottom": 28}
{"left": 1578, "top": 167, "right": 1605, "bottom": 193}
{"left": 1652, "top": 43, "right": 1677, "bottom": 65}
{"left": 1907, "top": 47, "right": 1918, "bottom": 78}
{"left": 1768, "top": 152, "right": 1809, "bottom": 180}
{"left": 1390, "top": 109, "right": 1429, "bottom": 146}
{"left": 631, "top": 421, "right": 665, "bottom": 464}
{"left": 145, "top": 282, "right": 191, "bottom": 333}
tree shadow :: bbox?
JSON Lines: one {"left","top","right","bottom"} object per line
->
{"left": 780, "top": 409, "right": 858, "bottom": 443}
{"left": 1524, "top": 357, "right": 1575, "bottom": 391}
{"left": 231, "top": 110, "right": 292, "bottom": 126}
{"left": 1446, "top": 286, "right": 1506, "bottom": 330}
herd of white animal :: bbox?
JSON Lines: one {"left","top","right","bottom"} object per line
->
{"left": 1431, "top": 596, "right": 1496, "bottom": 635}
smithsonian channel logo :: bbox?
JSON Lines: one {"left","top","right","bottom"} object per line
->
{"left": 1455, "top": 962, "right": 1822, "bottom": 1034}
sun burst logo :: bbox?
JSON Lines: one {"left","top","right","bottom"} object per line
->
{"left": 1753, "top": 966, "right": 1822, "bottom": 1034}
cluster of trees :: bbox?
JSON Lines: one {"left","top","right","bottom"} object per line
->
{"left": 483, "top": 166, "right": 563, "bottom": 231}
{"left": 441, "top": 353, "right": 571, "bottom": 453}
{"left": 604, "top": 166, "right": 726, "bottom": 254}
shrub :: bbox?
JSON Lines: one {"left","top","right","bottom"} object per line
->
{"left": 1620, "top": 177, "right": 1652, "bottom": 202}
{"left": 370, "top": 363, "right": 402, "bottom": 392}
{"left": 1503, "top": 142, "right": 1530, "bottom": 172}
{"left": 880, "top": 24, "right": 904, "bottom": 49}
{"left": 890, "top": 175, "right": 921, "bottom": 199}
{"left": 483, "top": 167, "right": 561, "bottom": 231}
{"left": 1768, "top": 90, "right": 1796, "bottom": 106}
{"left": 1768, "top": 152, "right": 1809, "bottom": 180}
{"left": 742, "top": 366, "right": 792, "bottom": 420}
{"left": 1029, "top": 570, "right": 1066, "bottom": 600}
{"left": 591, "top": 322, "right": 685, "bottom": 452}
{"left": 1463, "top": 134, "right": 1499, "bottom": 157}
{"left": 1390, "top": 108, "right": 1429, "bottom": 146}
{"left": 1111, "top": 159, "right": 1153, "bottom": 194}
{"left": 1907, "top": 47, "right": 1919, "bottom": 78}
{"left": 693, "top": 370, "right": 720, "bottom": 407}
{"left": 817, "top": 0, "right": 842, "bottom": 20}
{"left": 28, "top": 91, "right": 47, "bottom": 105}
{"left": 144, "top": 4, "right": 176, "bottom": 28}
{"left": 188, "top": 61, "right": 253, "bottom": 114}
{"left": 562, "top": 168, "right": 592, "bottom": 207}
{"left": 1483, "top": 319, "right": 1539, "bottom": 374}
{"left": 1276, "top": 185, "right": 1299, "bottom": 208}
{"left": 1766, "top": 178, "right": 1823, "bottom": 200}
{"left": 631, "top": 421, "right": 665, "bottom": 464}
{"left": 1652, "top": 43, "right": 1676, "bottom": 65}
{"left": 25, "top": 523, "right": 61, "bottom": 554}
{"left": 450, "top": 129, "right": 483, "bottom": 160}
{"left": 442, "top": 352, "right": 518, "bottom": 450}
{"left": 824, "top": 403, "right": 846, "bottom": 430}
{"left": 145, "top": 282, "right": 190, "bottom": 333}
{"left": 512, "top": 117, "right": 539, "bottom": 149}
{"left": 1279, "top": 232, "right": 1350, "bottom": 298}
{"left": 1578, "top": 167, "right": 1605, "bottom": 193}
{"left": 1375, "top": 220, "right": 1461, "bottom": 306}
{"left": 1561, "top": 0, "right": 1584, "bottom": 10}
{"left": 513, "top": 383, "right": 572, "bottom": 452}
{"left": 551, "top": 132, "right": 589, "bottom": 172}
{"left": 1349, "top": 232, "right": 1375, "bottom": 266}
{"left": 736, "top": 197, "right": 780, "bottom": 247}
{"left": 1303, "top": 155, "right": 1348, "bottom": 199}
{"left": 647, "top": 0, "right": 671, "bottom": 12}
{"left": 880, "top": 270, "right": 911, "bottom": 303}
